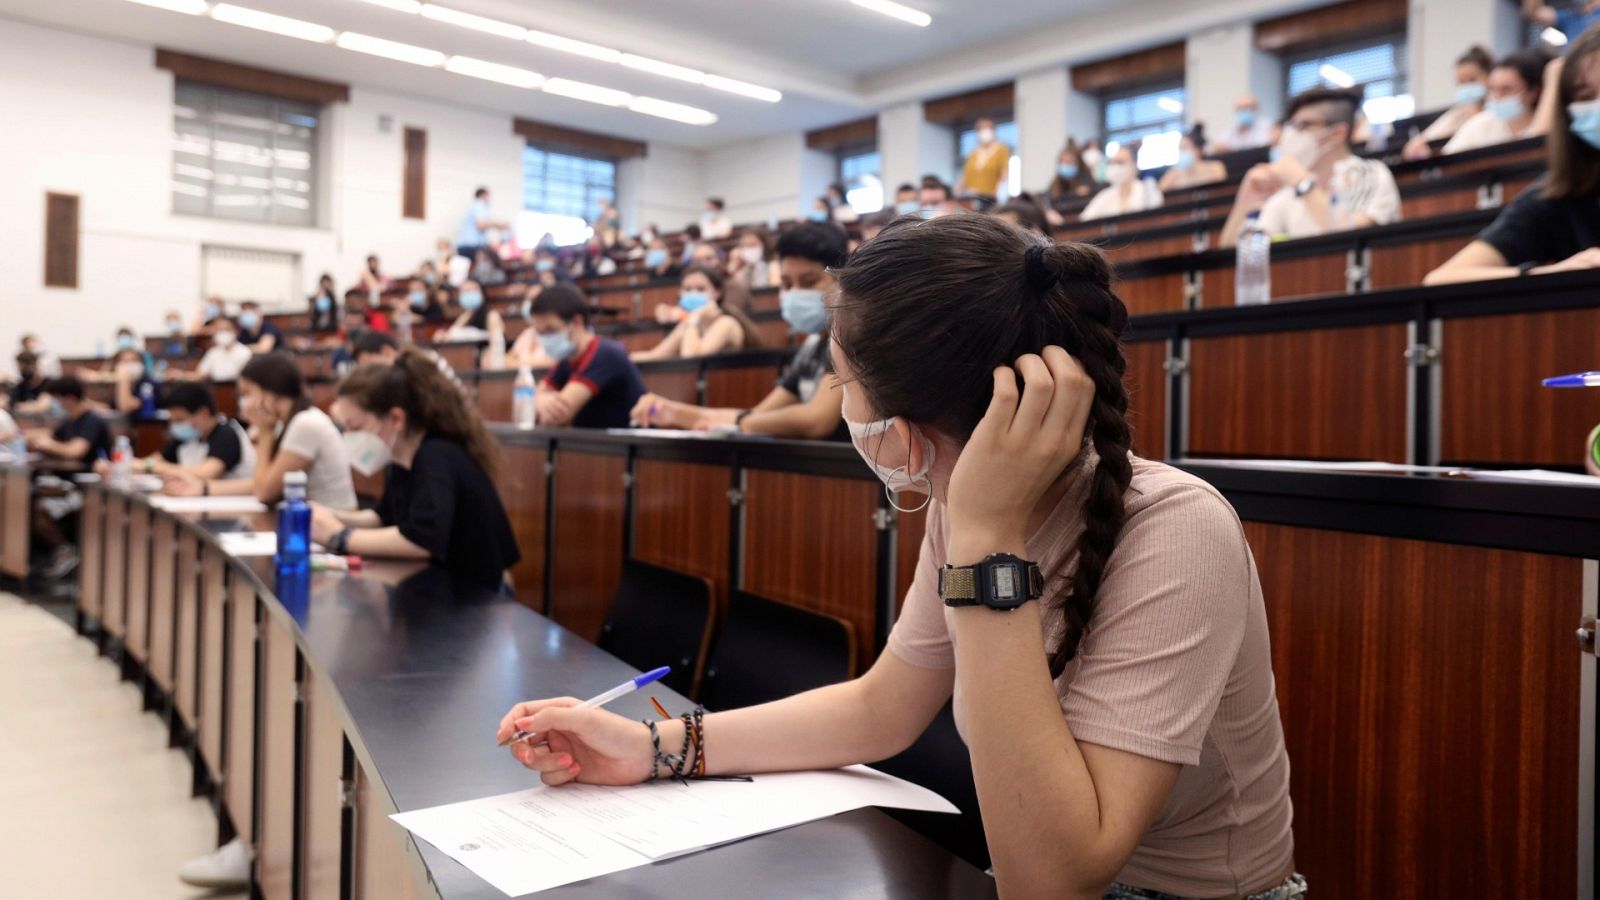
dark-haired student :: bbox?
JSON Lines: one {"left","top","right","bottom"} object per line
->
{"left": 165, "top": 354, "right": 356, "bottom": 509}
{"left": 1426, "top": 26, "right": 1600, "bottom": 285}
{"left": 309, "top": 273, "right": 341, "bottom": 334}
{"left": 1157, "top": 125, "right": 1227, "bottom": 192}
{"left": 1442, "top": 45, "right": 1554, "bottom": 155}
{"left": 107, "top": 348, "right": 159, "bottom": 419}
{"left": 1403, "top": 45, "right": 1494, "bottom": 159}
{"left": 500, "top": 214, "right": 1300, "bottom": 900}
{"left": 995, "top": 198, "right": 1051, "bottom": 236}
{"left": 237, "top": 300, "right": 283, "bottom": 353}
{"left": 527, "top": 284, "right": 647, "bottom": 429}
{"left": 105, "top": 382, "right": 254, "bottom": 480}
{"left": 309, "top": 351, "right": 519, "bottom": 588}
{"left": 630, "top": 221, "right": 848, "bottom": 440}
{"left": 25, "top": 377, "right": 112, "bottom": 579}
{"left": 632, "top": 266, "right": 761, "bottom": 361}
{"left": 9, "top": 351, "right": 46, "bottom": 411}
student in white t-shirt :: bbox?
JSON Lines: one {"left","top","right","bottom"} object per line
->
{"left": 174, "top": 319, "right": 253, "bottom": 383}
{"left": 165, "top": 353, "right": 356, "bottom": 510}
{"left": 1442, "top": 46, "right": 1555, "bottom": 155}
{"left": 1222, "top": 88, "right": 1400, "bottom": 246}
{"left": 1081, "top": 144, "right": 1163, "bottom": 221}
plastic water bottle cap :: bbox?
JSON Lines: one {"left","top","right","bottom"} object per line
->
{"left": 284, "top": 470, "right": 307, "bottom": 486}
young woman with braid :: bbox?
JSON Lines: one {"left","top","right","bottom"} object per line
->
{"left": 496, "top": 215, "right": 1298, "bottom": 900}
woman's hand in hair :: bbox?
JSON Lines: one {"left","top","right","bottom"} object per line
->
{"left": 946, "top": 347, "right": 1094, "bottom": 563}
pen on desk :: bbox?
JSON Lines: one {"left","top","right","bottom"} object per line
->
{"left": 1542, "top": 371, "right": 1600, "bottom": 388}
{"left": 499, "top": 666, "right": 671, "bottom": 747}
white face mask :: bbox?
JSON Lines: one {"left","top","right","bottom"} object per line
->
{"left": 214, "top": 331, "right": 236, "bottom": 348}
{"left": 1275, "top": 125, "right": 1325, "bottom": 169}
{"left": 840, "top": 385, "right": 935, "bottom": 508}
{"left": 343, "top": 428, "right": 392, "bottom": 477}
{"left": 977, "top": 128, "right": 996, "bottom": 144}
{"left": 1105, "top": 162, "right": 1135, "bottom": 186}
{"left": 739, "top": 245, "right": 764, "bottom": 265}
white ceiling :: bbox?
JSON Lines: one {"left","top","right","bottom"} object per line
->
{"left": 0, "top": 0, "right": 1139, "bottom": 147}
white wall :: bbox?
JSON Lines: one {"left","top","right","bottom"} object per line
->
{"left": 878, "top": 101, "right": 956, "bottom": 193}
{"left": 1015, "top": 67, "right": 1070, "bottom": 194}
{"left": 1187, "top": 22, "right": 1284, "bottom": 141}
{"left": 1409, "top": 0, "right": 1525, "bottom": 112}
{"left": 702, "top": 132, "right": 808, "bottom": 226}
{"left": 618, "top": 143, "right": 705, "bottom": 237}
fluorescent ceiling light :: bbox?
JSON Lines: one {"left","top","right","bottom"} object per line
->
{"left": 445, "top": 56, "right": 543, "bottom": 89}
{"left": 125, "top": 0, "right": 207, "bottom": 13}
{"left": 1542, "top": 27, "right": 1569, "bottom": 45}
{"left": 354, "top": 0, "right": 422, "bottom": 11}
{"left": 420, "top": 4, "right": 526, "bottom": 40}
{"left": 525, "top": 29, "right": 622, "bottom": 63}
{"left": 542, "top": 77, "right": 631, "bottom": 107}
{"left": 850, "top": 0, "right": 931, "bottom": 27}
{"left": 702, "top": 74, "right": 782, "bottom": 103}
{"left": 1156, "top": 96, "right": 1183, "bottom": 114}
{"left": 336, "top": 32, "right": 446, "bottom": 67}
{"left": 1318, "top": 64, "right": 1355, "bottom": 88}
{"left": 629, "top": 96, "right": 718, "bottom": 126}
{"left": 620, "top": 54, "right": 705, "bottom": 84}
{"left": 210, "top": 4, "right": 335, "bottom": 42}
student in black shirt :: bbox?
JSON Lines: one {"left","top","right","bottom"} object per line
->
{"left": 237, "top": 301, "right": 284, "bottom": 352}
{"left": 135, "top": 382, "right": 253, "bottom": 479}
{"left": 311, "top": 350, "right": 520, "bottom": 589}
{"left": 1426, "top": 29, "right": 1600, "bottom": 284}
{"left": 529, "top": 284, "right": 646, "bottom": 429}
{"left": 27, "top": 376, "right": 113, "bottom": 579}
{"left": 9, "top": 351, "right": 45, "bottom": 409}
{"left": 309, "top": 274, "right": 341, "bottom": 334}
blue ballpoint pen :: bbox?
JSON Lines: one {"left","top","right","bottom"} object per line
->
{"left": 499, "top": 666, "right": 671, "bottom": 747}
{"left": 1542, "top": 371, "right": 1600, "bottom": 388}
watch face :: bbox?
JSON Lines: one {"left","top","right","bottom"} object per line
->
{"left": 992, "top": 566, "right": 1018, "bottom": 600}
{"left": 985, "top": 563, "right": 1029, "bottom": 609}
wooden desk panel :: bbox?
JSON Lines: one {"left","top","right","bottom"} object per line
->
{"left": 433, "top": 343, "right": 479, "bottom": 375}
{"left": 1400, "top": 188, "right": 1480, "bottom": 221}
{"left": 198, "top": 549, "right": 226, "bottom": 773}
{"left": 753, "top": 319, "right": 794, "bottom": 349}
{"left": 78, "top": 489, "right": 104, "bottom": 621}
{"left": 550, "top": 449, "right": 627, "bottom": 642}
{"left": 1116, "top": 272, "right": 1187, "bottom": 317}
{"left": 633, "top": 459, "right": 730, "bottom": 592}
{"left": 214, "top": 383, "right": 238, "bottom": 420}
{"left": 1101, "top": 233, "right": 1200, "bottom": 265}
{"left": 225, "top": 581, "right": 257, "bottom": 844}
{"left": 174, "top": 531, "right": 200, "bottom": 726}
{"left": 100, "top": 496, "right": 127, "bottom": 639}
{"left": 1, "top": 467, "right": 28, "bottom": 578}
{"left": 301, "top": 665, "right": 345, "bottom": 900}
{"left": 742, "top": 469, "right": 878, "bottom": 673}
{"left": 354, "top": 765, "right": 427, "bottom": 900}
{"left": 500, "top": 442, "right": 548, "bottom": 612}
{"left": 124, "top": 503, "right": 151, "bottom": 663}
{"left": 1271, "top": 252, "right": 1347, "bottom": 301}
{"left": 619, "top": 331, "right": 658, "bottom": 353}
{"left": 477, "top": 376, "right": 513, "bottom": 422}
{"left": 1198, "top": 265, "right": 1235, "bottom": 309}
{"left": 1187, "top": 324, "right": 1409, "bottom": 461}
{"left": 704, "top": 365, "right": 779, "bottom": 410}
{"left": 1440, "top": 308, "right": 1600, "bottom": 465}
{"left": 1124, "top": 339, "right": 1168, "bottom": 459}
{"left": 1368, "top": 236, "right": 1465, "bottom": 291}
{"left": 147, "top": 516, "right": 176, "bottom": 691}
{"left": 641, "top": 368, "right": 698, "bottom": 404}
{"left": 257, "top": 612, "right": 298, "bottom": 900}
{"left": 1244, "top": 522, "right": 1580, "bottom": 899}
{"left": 133, "top": 420, "right": 166, "bottom": 458}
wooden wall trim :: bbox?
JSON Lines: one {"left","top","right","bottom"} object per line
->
{"left": 402, "top": 127, "right": 427, "bottom": 221}
{"left": 44, "top": 192, "right": 79, "bottom": 289}
{"left": 1255, "top": 0, "right": 1409, "bottom": 56}
{"left": 1070, "top": 42, "right": 1186, "bottom": 95}
{"left": 513, "top": 118, "right": 647, "bottom": 160}
{"left": 155, "top": 48, "right": 349, "bottom": 105}
{"left": 805, "top": 116, "right": 878, "bottom": 152}
{"left": 924, "top": 81, "right": 1015, "bottom": 125}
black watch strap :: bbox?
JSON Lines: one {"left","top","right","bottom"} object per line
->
{"left": 330, "top": 527, "right": 352, "bottom": 556}
{"left": 1518, "top": 260, "right": 1540, "bottom": 277}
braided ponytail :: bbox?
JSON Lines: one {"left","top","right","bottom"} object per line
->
{"left": 337, "top": 350, "right": 501, "bottom": 479}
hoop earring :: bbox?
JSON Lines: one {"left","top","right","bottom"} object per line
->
{"left": 884, "top": 465, "right": 932, "bottom": 514}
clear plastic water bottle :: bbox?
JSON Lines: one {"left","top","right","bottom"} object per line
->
{"left": 1235, "top": 212, "right": 1272, "bottom": 306}
{"left": 276, "top": 470, "right": 311, "bottom": 576}
{"left": 110, "top": 435, "right": 132, "bottom": 489}
{"left": 513, "top": 367, "right": 537, "bottom": 430}
{"left": 396, "top": 307, "right": 414, "bottom": 346}
{"left": 485, "top": 331, "right": 506, "bottom": 370}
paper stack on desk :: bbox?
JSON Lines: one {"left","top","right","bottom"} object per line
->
{"left": 391, "top": 765, "right": 956, "bottom": 897}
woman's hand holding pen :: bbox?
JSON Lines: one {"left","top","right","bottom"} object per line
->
{"left": 496, "top": 698, "right": 655, "bottom": 786}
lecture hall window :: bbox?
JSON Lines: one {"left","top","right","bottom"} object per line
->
{"left": 1102, "top": 85, "right": 1187, "bottom": 170}
{"left": 171, "top": 80, "right": 319, "bottom": 228}
{"left": 1285, "top": 35, "right": 1413, "bottom": 125}
{"left": 838, "top": 145, "right": 883, "bottom": 214}
{"left": 520, "top": 145, "right": 616, "bottom": 247}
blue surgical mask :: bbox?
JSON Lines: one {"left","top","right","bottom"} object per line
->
{"left": 204, "top": 302, "right": 221, "bottom": 320}
{"left": 1269, "top": 145, "right": 1284, "bottom": 163}
{"left": 170, "top": 421, "right": 199, "bottom": 443}
{"left": 679, "top": 291, "right": 711, "bottom": 313}
{"left": 315, "top": 295, "right": 332, "bottom": 313}
{"left": 117, "top": 334, "right": 135, "bottom": 351}
{"left": 1238, "top": 108, "right": 1256, "bottom": 127}
{"left": 539, "top": 328, "right": 576, "bottom": 362}
{"left": 646, "top": 249, "right": 668, "bottom": 268}
{"left": 1176, "top": 151, "right": 1196, "bottom": 169}
{"left": 239, "top": 311, "right": 260, "bottom": 330}
{"left": 1487, "top": 96, "right": 1525, "bottom": 121}
{"left": 1456, "top": 82, "right": 1487, "bottom": 106}
{"left": 1057, "top": 163, "right": 1079, "bottom": 179}
{"left": 166, "top": 320, "right": 182, "bottom": 336}
{"left": 1570, "top": 99, "right": 1600, "bottom": 149}
{"left": 408, "top": 290, "right": 426, "bottom": 309}
{"left": 808, "top": 209, "right": 829, "bottom": 222}
{"left": 894, "top": 200, "right": 918, "bottom": 215}
{"left": 535, "top": 259, "right": 554, "bottom": 273}
{"left": 460, "top": 291, "right": 483, "bottom": 311}
{"left": 779, "top": 289, "right": 828, "bottom": 334}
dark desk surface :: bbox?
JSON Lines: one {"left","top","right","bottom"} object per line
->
{"left": 170, "top": 513, "right": 995, "bottom": 899}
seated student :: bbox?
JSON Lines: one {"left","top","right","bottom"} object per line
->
{"left": 1046, "top": 139, "right": 1101, "bottom": 206}
{"left": 527, "top": 284, "right": 646, "bottom": 429}
{"left": 173, "top": 319, "right": 253, "bottom": 383}
{"left": 417, "top": 258, "right": 440, "bottom": 288}
{"left": 918, "top": 175, "right": 961, "bottom": 217}
{"left": 700, "top": 197, "right": 733, "bottom": 240}
{"left": 506, "top": 300, "right": 558, "bottom": 370}
{"left": 500, "top": 215, "right": 1300, "bottom": 900}
{"left": 107, "top": 348, "right": 159, "bottom": 418}
{"left": 348, "top": 292, "right": 392, "bottom": 335}
{"left": 807, "top": 196, "right": 833, "bottom": 223}
{"left": 166, "top": 354, "right": 356, "bottom": 509}
{"left": 352, "top": 331, "right": 463, "bottom": 388}
{"left": 471, "top": 248, "right": 507, "bottom": 286}
{"left": 24, "top": 376, "right": 112, "bottom": 579}
{"left": 404, "top": 278, "right": 449, "bottom": 324}
{"left": 654, "top": 245, "right": 753, "bottom": 323}
{"left": 727, "top": 229, "right": 780, "bottom": 289}
{"left": 237, "top": 301, "right": 283, "bottom": 353}
{"left": 632, "top": 267, "right": 761, "bottom": 361}
{"left": 1082, "top": 143, "right": 1164, "bottom": 220}
{"left": 1442, "top": 46, "right": 1555, "bottom": 154}
{"left": 161, "top": 309, "right": 188, "bottom": 357}
{"left": 192, "top": 297, "right": 226, "bottom": 337}
{"left": 890, "top": 182, "right": 919, "bottom": 215}
{"left": 827, "top": 182, "right": 860, "bottom": 225}
{"left": 630, "top": 222, "right": 848, "bottom": 440}
{"left": 356, "top": 254, "right": 390, "bottom": 295}
{"left": 10, "top": 351, "right": 47, "bottom": 411}
{"left": 1404, "top": 46, "right": 1494, "bottom": 159}
{"left": 19, "top": 334, "right": 62, "bottom": 379}
{"left": 85, "top": 327, "right": 149, "bottom": 382}
{"left": 115, "top": 382, "right": 254, "bottom": 480}
{"left": 1222, "top": 88, "right": 1401, "bottom": 246}
{"left": 308, "top": 274, "right": 341, "bottom": 334}
{"left": 642, "top": 238, "right": 677, "bottom": 280}
{"left": 309, "top": 352, "right": 520, "bottom": 587}
{"left": 678, "top": 223, "right": 704, "bottom": 268}
{"left": 1426, "top": 27, "right": 1600, "bottom": 285}
{"left": 1158, "top": 125, "right": 1228, "bottom": 192}
{"left": 444, "top": 280, "right": 503, "bottom": 338}
{"left": 1218, "top": 93, "right": 1274, "bottom": 151}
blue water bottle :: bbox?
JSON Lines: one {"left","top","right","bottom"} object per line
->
{"left": 139, "top": 381, "right": 157, "bottom": 418}
{"left": 276, "top": 470, "right": 312, "bottom": 576}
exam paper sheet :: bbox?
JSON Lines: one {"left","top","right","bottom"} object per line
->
{"left": 391, "top": 766, "right": 956, "bottom": 897}
{"left": 147, "top": 496, "right": 268, "bottom": 514}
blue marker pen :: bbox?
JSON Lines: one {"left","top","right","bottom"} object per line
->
{"left": 1542, "top": 371, "right": 1600, "bottom": 388}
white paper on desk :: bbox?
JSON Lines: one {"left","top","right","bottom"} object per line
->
{"left": 1467, "top": 468, "right": 1600, "bottom": 487}
{"left": 391, "top": 765, "right": 955, "bottom": 897}
{"left": 214, "top": 531, "right": 325, "bottom": 557}
{"left": 147, "top": 496, "right": 268, "bottom": 514}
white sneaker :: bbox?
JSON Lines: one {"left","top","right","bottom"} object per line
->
{"left": 42, "top": 545, "right": 78, "bottom": 580}
{"left": 178, "top": 837, "right": 252, "bottom": 888}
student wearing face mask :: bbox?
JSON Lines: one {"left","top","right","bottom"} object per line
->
{"left": 526, "top": 284, "right": 646, "bottom": 429}
{"left": 1047, "top": 139, "right": 1100, "bottom": 204}
{"left": 445, "top": 279, "right": 504, "bottom": 339}
{"left": 173, "top": 320, "right": 253, "bottom": 383}
{"left": 309, "top": 352, "right": 519, "bottom": 585}
{"left": 632, "top": 266, "right": 762, "bottom": 362}
{"left": 629, "top": 222, "right": 849, "bottom": 440}
{"left": 1426, "top": 27, "right": 1600, "bottom": 284}
{"left": 167, "top": 354, "right": 356, "bottom": 509}
{"left": 1081, "top": 144, "right": 1164, "bottom": 221}
{"left": 1219, "top": 94, "right": 1274, "bottom": 152}
{"left": 1442, "top": 46, "right": 1556, "bottom": 155}
{"left": 1404, "top": 46, "right": 1494, "bottom": 160}
{"left": 106, "top": 348, "right": 159, "bottom": 419}
{"left": 727, "top": 229, "right": 780, "bottom": 289}
{"left": 1222, "top": 88, "right": 1400, "bottom": 246}
{"left": 502, "top": 215, "right": 1299, "bottom": 900}
{"left": 957, "top": 117, "right": 1012, "bottom": 206}
{"left": 892, "top": 183, "right": 920, "bottom": 216}
{"left": 918, "top": 176, "right": 960, "bottom": 217}
{"left": 1157, "top": 125, "right": 1228, "bottom": 193}
{"left": 308, "top": 273, "right": 341, "bottom": 333}
{"left": 26, "top": 376, "right": 113, "bottom": 580}
{"left": 109, "top": 382, "right": 254, "bottom": 480}
{"left": 236, "top": 301, "right": 283, "bottom": 353}
{"left": 161, "top": 309, "right": 188, "bottom": 357}
{"left": 700, "top": 198, "right": 733, "bottom": 240}
{"left": 402, "top": 277, "right": 448, "bottom": 324}
{"left": 18, "top": 334, "right": 62, "bottom": 380}
{"left": 643, "top": 238, "right": 677, "bottom": 280}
